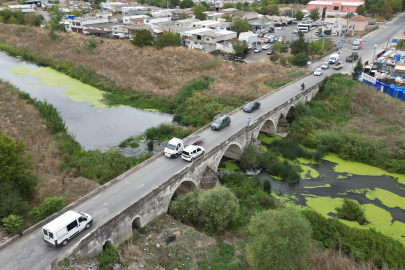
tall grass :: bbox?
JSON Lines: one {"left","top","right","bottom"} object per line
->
{"left": 335, "top": 198, "right": 367, "bottom": 224}
{"left": 144, "top": 123, "right": 193, "bottom": 142}
{"left": 302, "top": 209, "right": 405, "bottom": 269}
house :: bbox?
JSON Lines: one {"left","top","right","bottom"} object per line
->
{"left": 83, "top": 22, "right": 116, "bottom": 38}
{"left": 183, "top": 28, "right": 237, "bottom": 52}
{"left": 66, "top": 17, "right": 109, "bottom": 33}
{"left": 143, "top": 15, "right": 172, "bottom": 27}
{"left": 239, "top": 31, "right": 258, "bottom": 48}
{"left": 306, "top": 0, "right": 365, "bottom": 12}
{"left": 175, "top": 18, "right": 201, "bottom": 27}
{"left": 123, "top": 24, "right": 153, "bottom": 40}
{"left": 111, "top": 25, "right": 129, "bottom": 39}
{"left": 348, "top": 15, "right": 370, "bottom": 31}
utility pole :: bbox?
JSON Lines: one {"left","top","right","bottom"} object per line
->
{"left": 372, "top": 43, "right": 378, "bottom": 62}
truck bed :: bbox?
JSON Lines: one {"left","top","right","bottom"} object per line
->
{"left": 183, "top": 135, "right": 204, "bottom": 146}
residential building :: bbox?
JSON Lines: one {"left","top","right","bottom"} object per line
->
{"left": 66, "top": 17, "right": 109, "bottom": 33}
{"left": 183, "top": 28, "right": 237, "bottom": 52}
{"left": 123, "top": 24, "right": 153, "bottom": 40}
{"left": 239, "top": 31, "right": 258, "bottom": 48}
{"left": 83, "top": 22, "right": 116, "bottom": 38}
{"left": 174, "top": 18, "right": 200, "bottom": 27}
{"left": 111, "top": 25, "right": 129, "bottom": 39}
{"left": 306, "top": 0, "right": 365, "bottom": 12}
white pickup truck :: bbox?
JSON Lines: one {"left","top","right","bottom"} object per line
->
{"left": 164, "top": 135, "right": 204, "bottom": 158}
{"left": 333, "top": 61, "right": 344, "bottom": 70}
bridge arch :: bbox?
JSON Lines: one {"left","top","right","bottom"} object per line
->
{"left": 214, "top": 142, "right": 244, "bottom": 171}
{"left": 132, "top": 216, "right": 142, "bottom": 229}
{"left": 257, "top": 118, "right": 277, "bottom": 135}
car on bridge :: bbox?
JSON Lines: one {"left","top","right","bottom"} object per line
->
{"left": 182, "top": 145, "right": 205, "bottom": 161}
{"left": 243, "top": 101, "right": 260, "bottom": 112}
{"left": 314, "top": 68, "right": 323, "bottom": 76}
{"left": 211, "top": 115, "right": 231, "bottom": 130}
{"left": 321, "top": 62, "right": 330, "bottom": 69}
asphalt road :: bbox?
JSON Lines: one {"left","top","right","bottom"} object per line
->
{"left": 1, "top": 12, "right": 404, "bottom": 270}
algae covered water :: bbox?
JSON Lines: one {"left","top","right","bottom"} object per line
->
{"left": 218, "top": 135, "right": 405, "bottom": 244}
{"left": 0, "top": 51, "right": 173, "bottom": 150}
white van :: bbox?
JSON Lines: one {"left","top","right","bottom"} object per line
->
{"left": 329, "top": 53, "right": 339, "bottom": 64}
{"left": 42, "top": 211, "right": 92, "bottom": 247}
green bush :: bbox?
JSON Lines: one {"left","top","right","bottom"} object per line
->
{"left": 292, "top": 52, "right": 309, "bottom": 66}
{"left": 279, "top": 57, "right": 286, "bottom": 65}
{"left": 0, "top": 183, "right": 30, "bottom": 219}
{"left": 302, "top": 209, "right": 405, "bottom": 268}
{"left": 335, "top": 198, "right": 367, "bottom": 224}
{"left": 98, "top": 245, "right": 120, "bottom": 270}
{"left": 129, "top": 141, "right": 139, "bottom": 148}
{"left": 2, "top": 215, "right": 24, "bottom": 234}
{"left": 147, "top": 140, "right": 154, "bottom": 150}
{"left": 169, "top": 186, "right": 240, "bottom": 232}
{"left": 246, "top": 208, "right": 313, "bottom": 270}
{"left": 262, "top": 179, "right": 271, "bottom": 193}
{"left": 144, "top": 123, "right": 192, "bottom": 141}
{"left": 0, "top": 131, "right": 37, "bottom": 199}
{"left": 29, "top": 196, "right": 65, "bottom": 222}
{"left": 270, "top": 137, "right": 312, "bottom": 160}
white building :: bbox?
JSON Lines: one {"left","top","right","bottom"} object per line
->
{"left": 239, "top": 31, "right": 258, "bottom": 48}
{"left": 66, "top": 17, "right": 109, "bottom": 33}
{"left": 184, "top": 28, "right": 237, "bottom": 52}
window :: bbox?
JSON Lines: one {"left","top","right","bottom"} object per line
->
{"left": 49, "top": 232, "right": 54, "bottom": 239}
{"left": 197, "top": 35, "right": 202, "bottom": 40}
{"left": 206, "top": 38, "right": 209, "bottom": 41}
{"left": 79, "top": 217, "right": 87, "bottom": 223}
{"left": 43, "top": 229, "right": 48, "bottom": 236}
{"left": 67, "top": 220, "right": 78, "bottom": 231}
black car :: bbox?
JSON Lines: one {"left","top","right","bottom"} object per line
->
{"left": 243, "top": 101, "right": 260, "bottom": 112}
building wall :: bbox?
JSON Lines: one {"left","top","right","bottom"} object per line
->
{"left": 307, "top": 2, "right": 363, "bottom": 12}
{"left": 349, "top": 20, "right": 368, "bottom": 31}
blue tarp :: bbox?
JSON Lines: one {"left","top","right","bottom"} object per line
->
{"left": 389, "top": 85, "right": 395, "bottom": 96}
{"left": 396, "top": 89, "right": 403, "bottom": 99}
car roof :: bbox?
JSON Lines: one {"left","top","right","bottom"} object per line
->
{"left": 184, "top": 145, "right": 199, "bottom": 151}
{"left": 43, "top": 211, "right": 82, "bottom": 232}
{"left": 218, "top": 115, "right": 229, "bottom": 120}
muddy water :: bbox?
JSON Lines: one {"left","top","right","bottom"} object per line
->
{"left": 218, "top": 135, "right": 405, "bottom": 244}
{"left": 0, "top": 51, "right": 173, "bottom": 150}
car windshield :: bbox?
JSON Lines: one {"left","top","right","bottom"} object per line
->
{"left": 214, "top": 118, "right": 223, "bottom": 124}
{"left": 323, "top": 62, "right": 328, "bottom": 65}
{"left": 316, "top": 69, "right": 321, "bottom": 72}
{"left": 166, "top": 144, "right": 176, "bottom": 150}
{"left": 246, "top": 102, "right": 255, "bottom": 108}
{"left": 183, "top": 151, "right": 190, "bottom": 156}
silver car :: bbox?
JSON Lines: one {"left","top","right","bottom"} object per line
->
{"left": 321, "top": 62, "right": 330, "bottom": 69}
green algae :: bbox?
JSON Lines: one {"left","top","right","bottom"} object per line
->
{"left": 365, "top": 188, "right": 405, "bottom": 210}
{"left": 304, "top": 195, "right": 405, "bottom": 244}
{"left": 303, "top": 184, "right": 331, "bottom": 189}
{"left": 96, "top": 110, "right": 103, "bottom": 113}
{"left": 223, "top": 160, "right": 240, "bottom": 171}
{"left": 260, "top": 145, "right": 268, "bottom": 152}
{"left": 324, "top": 153, "right": 405, "bottom": 185}
{"left": 271, "top": 191, "right": 304, "bottom": 209}
{"left": 10, "top": 66, "right": 110, "bottom": 108}
{"left": 300, "top": 164, "right": 320, "bottom": 179}
{"left": 297, "top": 157, "right": 318, "bottom": 164}
{"left": 257, "top": 133, "right": 282, "bottom": 144}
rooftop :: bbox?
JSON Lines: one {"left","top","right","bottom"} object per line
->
{"left": 348, "top": 15, "right": 370, "bottom": 20}
{"left": 83, "top": 22, "right": 117, "bottom": 28}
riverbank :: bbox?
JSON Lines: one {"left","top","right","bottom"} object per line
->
{"left": 0, "top": 80, "right": 153, "bottom": 237}
{"left": 0, "top": 24, "right": 306, "bottom": 128}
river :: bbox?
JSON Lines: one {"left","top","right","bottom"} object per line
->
{"left": 218, "top": 134, "right": 405, "bottom": 244}
{"left": 0, "top": 51, "right": 173, "bottom": 150}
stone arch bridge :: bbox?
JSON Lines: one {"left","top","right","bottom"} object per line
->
{"left": 49, "top": 81, "right": 322, "bottom": 267}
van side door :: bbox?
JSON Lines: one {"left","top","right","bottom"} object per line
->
{"left": 66, "top": 220, "right": 80, "bottom": 239}
{"left": 78, "top": 216, "right": 87, "bottom": 232}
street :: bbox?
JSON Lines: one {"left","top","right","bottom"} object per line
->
{"left": 0, "top": 12, "right": 404, "bottom": 270}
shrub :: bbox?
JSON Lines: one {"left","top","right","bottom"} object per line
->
{"left": 144, "top": 123, "right": 192, "bottom": 141}
{"left": 98, "top": 245, "right": 120, "bottom": 270}
{"left": 270, "top": 137, "right": 312, "bottom": 160}
{"left": 0, "top": 183, "right": 30, "bottom": 219}
{"left": 129, "top": 141, "right": 140, "bottom": 148}
{"left": 262, "top": 179, "right": 271, "bottom": 193}
{"left": 302, "top": 209, "right": 405, "bottom": 268}
{"left": 87, "top": 39, "right": 97, "bottom": 52}
{"left": 292, "top": 52, "right": 309, "bottom": 66}
{"left": 118, "top": 141, "right": 128, "bottom": 148}
{"left": 335, "top": 198, "right": 367, "bottom": 224}
{"left": 246, "top": 208, "right": 313, "bottom": 270}
{"left": 147, "top": 140, "right": 154, "bottom": 150}
{"left": 28, "top": 196, "right": 65, "bottom": 222}
{"left": 266, "top": 160, "right": 301, "bottom": 183}
{"left": 240, "top": 145, "right": 260, "bottom": 169}
{"left": 170, "top": 186, "right": 240, "bottom": 232}
{"left": 287, "top": 55, "right": 295, "bottom": 64}
{"left": 269, "top": 54, "right": 280, "bottom": 63}
{"left": 2, "top": 215, "right": 24, "bottom": 234}
{"left": 0, "top": 131, "right": 37, "bottom": 199}
{"left": 279, "top": 57, "right": 286, "bottom": 65}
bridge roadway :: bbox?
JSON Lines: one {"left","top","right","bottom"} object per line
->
{"left": 1, "top": 13, "right": 404, "bottom": 270}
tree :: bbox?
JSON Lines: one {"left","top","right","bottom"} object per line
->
{"left": 308, "top": 39, "right": 323, "bottom": 59}
{"left": 178, "top": 11, "right": 188, "bottom": 20}
{"left": 200, "top": 1, "right": 211, "bottom": 10}
{"left": 221, "top": 3, "right": 235, "bottom": 9}
{"left": 240, "top": 145, "right": 260, "bottom": 169}
{"left": 246, "top": 208, "right": 313, "bottom": 270}
{"left": 293, "top": 52, "right": 310, "bottom": 66}
{"left": 233, "top": 39, "right": 247, "bottom": 54}
{"left": 48, "top": 5, "right": 65, "bottom": 31}
{"left": 268, "top": 4, "right": 280, "bottom": 15}
{"left": 154, "top": 32, "right": 182, "bottom": 49}
{"left": 235, "top": 1, "right": 243, "bottom": 10}
{"left": 282, "top": 9, "right": 293, "bottom": 17}
{"left": 390, "top": 0, "right": 402, "bottom": 12}
{"left": 145, "top": 12, "right": 153, "bottom": 17}
{"left": 272, "top": 41, "right": 285, "bottom": 56}
{"left": 231, "top": 14, "right": 252, "bottom": 36}
{"left": 356, "top": 5, "right": 366, "bottom": 16}
{"left": 192, "top": 4, "right": 207, "bottom": 20}
{"left": 169, "top": 0, "right": 180, "bottom": 8}
{"left": 295, "top": 9, "right": 304, "bottom": 20}
{"left": 179, "top": 0, "right": 194, "bottom": 8}
{"left": 322, "top": 7, "right": 326, "bottom": 20}
{"left": 0, "top": 132, "right": 37, "bottom": 199}
{"left": 308, "top": 8, "right": 320, "bottom": 21}
{"left": 353, "top": 57, "right": 363, "bottom": 79}
{"left": 369, "top": 4, "right": 380, "bottom": 16}
{"left": 0, "top": 183, "right": 30, "bottom": 219}
{"left": 381, "top": 0, "right": 393, "bottom": 18}
{"left": 222, "top": 13, "right": 233, "bottom": 22}
{"left": 323, "top": 38, "right": 334, "bottom": 51}
{"left": 269, "top": 54, "right": 280, "bottom": 63}
{"left": 28, "top": 196, "right": 65, "bottom": 222}
{"left": 7, "top": 15, "right": 17, "bottom": 24}
{"left": 2, "top": 215, "right": 24, "bottom": 234}
{"left": 131, "top": 29, "right": 154, "bottom": 47}
{"left": 290, "top": 31, "right": 309, "bottom": 55}
{"left": 69, "top": 10, "right": 83, "bottom": 17}
{"left": 24, "top": 13, "right": 44, "bottom": 26}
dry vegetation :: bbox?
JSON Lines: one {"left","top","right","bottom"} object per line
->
{"left": 0, "top": 24, "right": 304, "bottom": 100}
{"left": 350, "top": 86, "right": 405, "bottom": 151}
{"left": 0, "top": 80, "right": 100, "bottom": 207}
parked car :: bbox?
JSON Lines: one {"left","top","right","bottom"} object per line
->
{"left": 257, "top": 41, "right": 262, "bottom": 44}
{"left": 267, "top": 50, "right": 276, "bottom": 55}
{"left": 164, "top": 136, "right": 204, "bottom": 158}
{"left": 262, "top": 45, "right": 270, "bottom": 50}
{"left": 278, "top": 26, "right": 284, "bottom": 30}
{"left": 264, "top": 39, "right": 271, "bottom": 43}
{"left": 258, "top": 33, "right": 265, "bottom": 38}
{"left": 243, "top": 101, "right": 260, "bottom": 112}
{"left": 314, "top": 68, "right": 323, "bottom": 76}
{"left": 234, "top": 59, "right": 247, "bottom": 64}
{"left": 253, "top": 47, "right": 262, "bottom": 53}
{"left": 318, "top": 33, "right": 326, "bottom": 37}
{"left": 269, "top": 38, "right": 276, "bottom": 43}
{"left": 293, "top": 29, "right": 299, "bottom": 34}
{"left": 211, "top": 115, "right": 231, "bottom": 130}
{"left": 278, "top": 36, "right": 284, "bottom": 42}
{"left": 321, "top": 62, "right": 330, "bottom": 69}
{"left": 182, "top": 145, "right": 205, "bottom": 162}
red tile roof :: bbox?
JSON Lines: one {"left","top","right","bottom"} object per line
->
{"left": 349, "top": 15, "right": 370, "bottom": 21}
